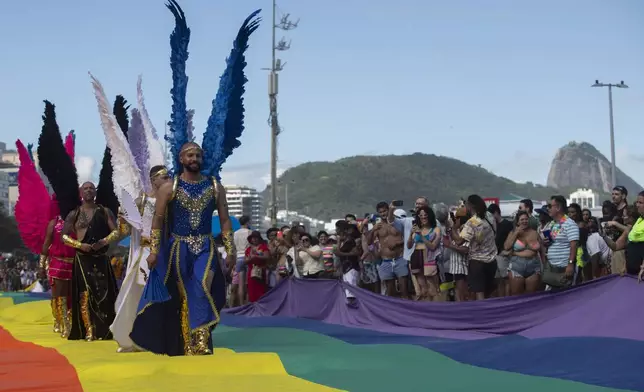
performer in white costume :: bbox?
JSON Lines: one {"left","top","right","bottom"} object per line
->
{"left": 88, "top": 74, "right": 169, "bottom": 352}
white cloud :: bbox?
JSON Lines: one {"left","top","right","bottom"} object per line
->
{"left": 75, "top": 156, "right": 96, "bottom": 183}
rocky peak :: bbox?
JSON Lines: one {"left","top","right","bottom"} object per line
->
{"left": 547, "top": 141, "right": 641, "bottom": 194}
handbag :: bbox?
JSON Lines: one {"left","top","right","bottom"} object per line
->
{"left": 250, "top": 264, "right": 264, "bottom": 280}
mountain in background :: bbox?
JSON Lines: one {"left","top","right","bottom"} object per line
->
{"left": 261, "top": 153, "right": 562, "bottom": 221}
{"left": 547, "top": 141, "right": 642, "bottom": 194}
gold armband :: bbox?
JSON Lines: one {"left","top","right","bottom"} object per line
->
{"left": 150, "top": 229, "right": 162, "bottom": 254}
{"left": 103, "top": 228, "right": 121, "bottom": 245}
{"left": 118, "top": 218, "right": 131, "bottom": 236}
{"left": 62, "top": 235, "right": 83, "bottom": 250}
{"left": 222, "top": 230, "right": 235, "bottom": 257}
{"left": 39, "top": 254, "right": 49, "bottom": 270}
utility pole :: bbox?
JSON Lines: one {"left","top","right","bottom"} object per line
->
{"left": 591, "top": 80, "right": 629, "bottom": 188}
{"left": 266, "top": 0, "right": 299, "bottom": 226}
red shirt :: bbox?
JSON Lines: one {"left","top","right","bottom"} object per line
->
{"left": 246, "top": 243, "right": 270, "bottom": 303}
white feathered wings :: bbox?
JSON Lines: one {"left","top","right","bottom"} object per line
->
{"left": 137, "top": 75, "right": 166, "bottom": 168}
{"left": 89, "top": 73, "right": 143, "bottom": 208}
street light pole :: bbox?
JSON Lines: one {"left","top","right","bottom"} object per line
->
{"left": 591, "top": 80, "right": 628, "bottom": 188}
{"left": 265, "top": 1, "right": 298, "bottom": 226}
{"left": 607, "top": 84, "right": 616, "bottom": 189}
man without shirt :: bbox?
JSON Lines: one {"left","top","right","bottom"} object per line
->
{"left": 368, "top": 201, "right": 409, "bottom": 298}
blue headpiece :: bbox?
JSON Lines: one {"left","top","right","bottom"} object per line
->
{"left": 164, "top": 0, "right": 261, "bottom": 179}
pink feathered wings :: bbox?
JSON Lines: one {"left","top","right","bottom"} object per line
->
{"left": 15, "top": 132, "right": 76, "bottom": 254}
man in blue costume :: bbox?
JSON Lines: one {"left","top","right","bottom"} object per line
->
{"left": 131, "top": 141, "right": 234, "bottom": 355}
{"left": 130, "top": 0, "right": 260, "bottom": 356}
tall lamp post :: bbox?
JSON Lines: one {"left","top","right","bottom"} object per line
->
{"left": 265, "top": 1, "right": 299, "bottom": 227}
{"left": 591, "top": 80, "right": 628, "bottom": 188}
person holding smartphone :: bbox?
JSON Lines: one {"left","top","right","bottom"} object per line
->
{"left": 406, "top": 206, "right": 441, "bottom": 301}
{"left": 367, "top": 201, "right": 409, "bottom": 298}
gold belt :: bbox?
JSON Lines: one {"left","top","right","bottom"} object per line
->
{"left": 52, "top": 257, "right": 74, "bottom": 264}
{"left": 171, "top": 233, "right": 212, "bottom": 254}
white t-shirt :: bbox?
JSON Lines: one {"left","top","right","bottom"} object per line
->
{"left": 401, "top": 217, "right": 415, "bottom": 261}
{"left": 299, "top": 245, "right": 325, "bottom": 276}
{"left": 234, "top": 228, "right": 251, "bottom": 258}
{"left": 586, "top": 232, "right": 611, "bottom": 264}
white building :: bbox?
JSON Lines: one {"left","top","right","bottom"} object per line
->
{"left": 0, "top": 159, "right": 51, "bottom": 216}
{"left": 495, "top": 193, "right": 546, "bottom": 218}
{"left": 568, "top": 188, "right": 603, "bottom": 217}
{"left": 277, "top": 209, "right": 326, "bottom": 233}
{"left": 224, "top": 185, "right": 263, "bottom": 229}
{"left": 2, "top": 150, "right": 19, "bottom": 165}
{"left": 8, "top": 185, "right": 17, "bottom": 215}
{"left": 568, "top": 188, "right": 600, "bottom": 210}
{"left": 0, "top": 171, "right": 10, "bottom": 214}
{"left": 0, "top": 166, "right": 18, "bottom": 216}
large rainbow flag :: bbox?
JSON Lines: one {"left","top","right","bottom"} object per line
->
{"left": 1, "top": 275, "right": 641, "bottom": 391}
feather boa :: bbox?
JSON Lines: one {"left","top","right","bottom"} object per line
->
{"left": 89, "top": 73, "right": 142, "bottom": 205}
{"left": 202, "top": 10, "right": 261, "bottom": 180}
{"left": 128, "top": 109, "right": 152, "bottom": 193}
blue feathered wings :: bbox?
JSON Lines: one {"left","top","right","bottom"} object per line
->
{"left": 165, "top": 0, "right": 191, "bottom": 174}
{"left": 202, "top": 10, "right": 261, "bottom": 180}
{"left": 164, "top": 0, "right": 260, "bottom": 179}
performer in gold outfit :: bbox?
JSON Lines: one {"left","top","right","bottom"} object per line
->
{"left": 60, "top": 88, "right": 131, "bottom": 341}
{"left": 62, "top": 182, "right": 122, "bottom": 341}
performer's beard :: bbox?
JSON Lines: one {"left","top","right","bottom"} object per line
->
{"left": 184, "top": 162, "right": 201, "bottom": 173}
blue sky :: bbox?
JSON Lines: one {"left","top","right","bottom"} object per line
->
{"left": 1, "top": 0, "right": 643, "bottom": 190}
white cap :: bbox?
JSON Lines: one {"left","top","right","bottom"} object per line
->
{"left": 394, "top": 209, "right": 407, "bottom": 218}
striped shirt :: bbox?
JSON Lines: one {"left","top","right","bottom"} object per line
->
{"left": 545, "top": 215, "right": 579, "bottom": 267}
{"left": 448, "top": 239, "right": 469, "bottom": 275}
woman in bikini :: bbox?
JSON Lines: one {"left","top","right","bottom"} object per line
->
{"left": 503, "top": 210, "right": 543, "bottom": 295}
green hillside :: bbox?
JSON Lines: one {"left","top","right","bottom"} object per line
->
{"left": 262, "top": 153, "right": 565, "bottom": 221}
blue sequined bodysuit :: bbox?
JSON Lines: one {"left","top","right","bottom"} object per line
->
{"left": 170, "top": 177, "right": 217, "bottom": 254}
{"left": 132, "top": 176, "right": 227, "bottom": 356}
